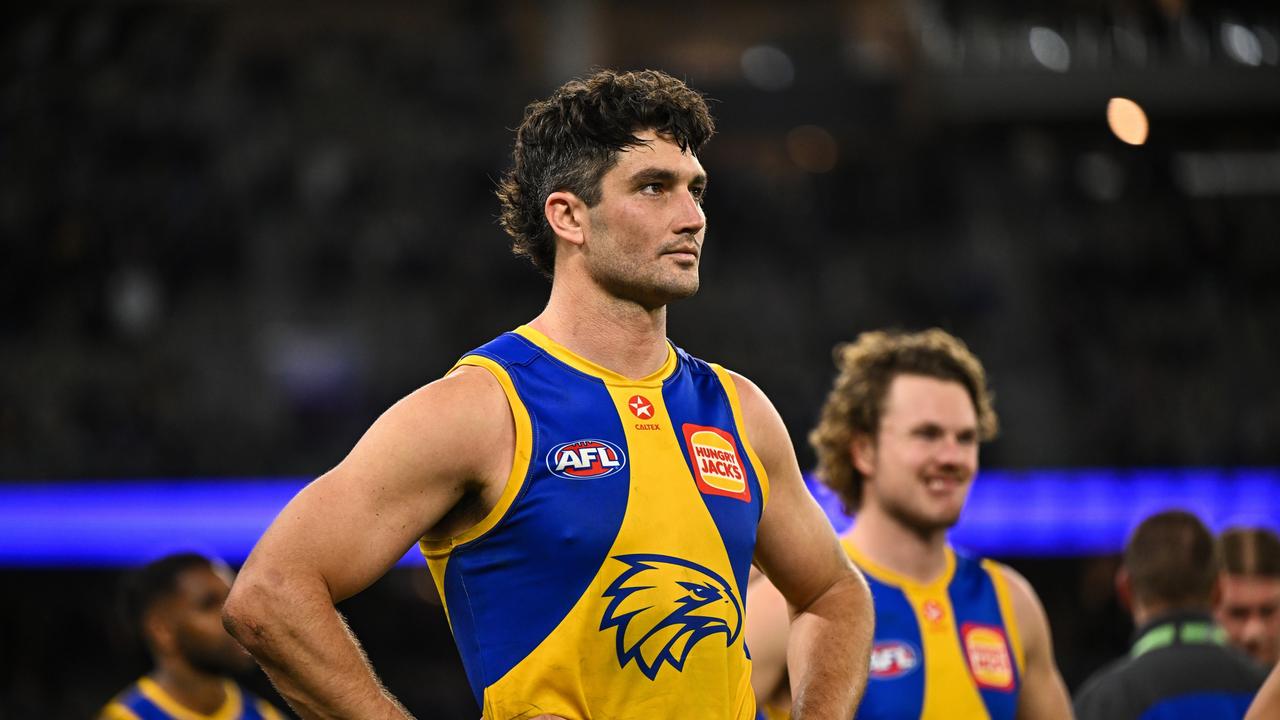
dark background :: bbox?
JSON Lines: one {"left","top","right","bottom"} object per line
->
{"left": 3, "top": 0, "right": 1277, "bottom": 716}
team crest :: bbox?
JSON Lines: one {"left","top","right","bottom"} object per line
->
{"left": 962, "top": 623, "right": 1015, "bottom": 691}
{"left": 599, "top": 554, "right": 742, "bottom": 680}
{"left": 545, "top": 439, "right": 626, "bottom": 479}
{"left": 868, "top": 640, "right": 920, "bottom": 680}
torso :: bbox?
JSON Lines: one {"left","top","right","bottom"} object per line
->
{"left": 847, "top": 541, "right": 1025, "bottom": 720}
{"left": 420, "top": 325, "right": 770, "bottom": 720}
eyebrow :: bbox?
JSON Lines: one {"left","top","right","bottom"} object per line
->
{"left": 628, "top": 167, "right": 708, "bottom": 187}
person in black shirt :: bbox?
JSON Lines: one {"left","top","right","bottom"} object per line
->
{"left": 1074, "top": 510, "right": 1268, "bottom": 719}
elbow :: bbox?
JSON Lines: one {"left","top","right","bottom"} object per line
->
{"left": 222, "top": 571, "right": 284, "bottom": 655}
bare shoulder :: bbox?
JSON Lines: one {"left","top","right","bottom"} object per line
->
{"left": 378, "top": 364, "right": 513, "bottom": 486}
{"left": 721, "top": 368, "right": 791, "bottom": 458}
{"left": 990, "top": 562, "right": 1054, "bottom": 650}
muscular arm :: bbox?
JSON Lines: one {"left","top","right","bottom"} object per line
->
{"left": 1001, "top": 566, "right": 1073, "bottom": 720}
{"left": 222, "top": 367, "right": 513, "bottom": 719}
{"left": 1246, "top": 662, "right": 1280, "bottom": 720}
{"left": 745, "top": 568, "right": 791, "bottom": 711}
{"left": 732, "top": 372, "right": 875, "bottom": 720}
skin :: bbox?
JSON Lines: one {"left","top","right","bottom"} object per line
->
{"left": 1216, "top": 574, "right": 1280, "bottom": 667}
{"left": 146, "top": 564, "right": 256, "bottom": 715}
{"left": 746, "top": 374, "right": 1072, "bottom": 719}
{"left": 1246, "top": 661, "right": 1280, "bottom": 720}
{"left": 224, "top": 130, "right": 872, "bottom": 720}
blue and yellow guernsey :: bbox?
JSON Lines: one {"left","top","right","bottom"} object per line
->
{"left": 849, "top": 542, "right": 1025, "bottom": 720}
{"left": 98, "top": 677, "right": 284, "bottom": 720}
{"left": 421, "top": 326, "right": 770, "bottom": 720}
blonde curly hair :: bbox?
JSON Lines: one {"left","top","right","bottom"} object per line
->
{"left": 809, "top": 328, "right": 998, "bottom": 513}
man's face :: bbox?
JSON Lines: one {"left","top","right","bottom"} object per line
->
{"left": 155, "top": 564, "right": 255, "bottom": 676}
{"left": 858, "top": 374, "right": 979, "bottom": 537}
{"left": 1216, "top": 573, "right": 1280, "bottom": 666}
{"left": 581, "top": 129, "right": 707, "bottom": 309}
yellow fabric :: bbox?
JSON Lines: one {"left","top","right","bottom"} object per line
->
{"left": 437, "top": 327, "right": 756, "bottom": 720}
{"left": 708, "top": 363, "right": 770, "bottom": 509}
{"left": 99, "top": 678, "right": 244, "bottom": 720}
{"left": 418, "top": 354, "right": 535, "bottom": 621}
{"left": 844, "top": 542, "right": 1012, "bottom": 720}
{"left": 982, "top": 559, "right": 1027, "bottom": 675}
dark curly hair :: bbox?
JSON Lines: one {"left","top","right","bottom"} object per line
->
{"left": 496, "top": 69, "right": 715, "bottom": 277}
{"left": 810, "top": 328, "right": 999, "bottom": 514}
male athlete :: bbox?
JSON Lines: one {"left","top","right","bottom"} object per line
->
{"left": 1217, "top": 527, "right": 1280, "bottom": 667}
{"left": 100, "top": 553, "right": 285, "bottom": 720}
{"left": 223, "top": 69, "right": 873, "bottom": 720}
{"left": 746, "top": 328, "right": 1072, "bottom": 719}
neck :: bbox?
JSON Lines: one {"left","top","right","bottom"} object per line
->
{"left": 847, "top": 504, "right": 951, "bottom": 584}
{"left": 532, "top": 275, "right": 671, "bottom": 378}
{"left": 151, "top": 662, "right": 228, "bottom": 715}
{"left": 1132, "top": 601, "right": 1212, "bottom": 629}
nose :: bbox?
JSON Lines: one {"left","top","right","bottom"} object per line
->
{"left": 936, "top": 436, "right": 974, "bottom": 470}
{"left": 672, "top": 188, "right": 706, "bottom": 237}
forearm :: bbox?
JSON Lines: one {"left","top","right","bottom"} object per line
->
{"left": 223, "top": 571, "right": 412, "bottom": 720}
{"left": 786, "top": 570, "right": 875, "bottom": 720}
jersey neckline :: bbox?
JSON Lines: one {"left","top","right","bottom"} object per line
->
{"left": 514, "top": 324, "right": 678, "bottom": 387}
{"left": 136, "top": 676, "right": 240, "bottom": 720}
{"left": 843, "top": 538, "right": 958, "bottom": 592}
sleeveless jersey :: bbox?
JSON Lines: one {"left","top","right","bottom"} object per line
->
{"left": 420, "top": 326, "right": 770, "bottom": 720}
{"left": 848, "top": 541, "right": 1025, "bottom": 720}
{"left": 98, "top": 677, "right": 283, "bottom": 720}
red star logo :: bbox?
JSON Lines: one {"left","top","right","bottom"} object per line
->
{"left": 628, "top": 395, "right": 654, "bottom": 419}
{"left": 923, "top": 600, "right": 945, "bottom": 625}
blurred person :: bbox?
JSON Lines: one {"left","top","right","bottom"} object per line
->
{"left": 1218, "top": 527, "right": 1280, "bottom": 667}
{"left": 1074, "top": 510, "right": 1268, "bottom": 719}
{"left": 223, "top": 69, "right": 872, "bottom": 720}
{"left": 99, "top": 552, "right": 285, "bottom": 720}
{"left": 746, "top": 329, "right": 1072, "bottom": 719}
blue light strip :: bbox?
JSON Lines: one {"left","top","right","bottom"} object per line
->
{"left": 1, "top": 469, "right": 1276, "bottom": 567}
{"left": 807, "top": 467, "right": 1280, "bottom": 557}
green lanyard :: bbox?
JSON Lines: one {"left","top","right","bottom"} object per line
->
{"left": 1130, "top": 620, "right": 1228, "bottom": 659}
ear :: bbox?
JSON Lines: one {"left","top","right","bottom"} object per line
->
{"left": 850, "top": 433, "right": 877, "bottom": 478}
{"left": 545, "top": 190, "right": 587, "bottom": 248}
{"left": 1115, "top": 566, "right": 1133, "bottom": 612}
{"left": 143, "top": 608, "right": 175, "bottom": 655}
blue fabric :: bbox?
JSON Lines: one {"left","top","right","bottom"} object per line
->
{"left": 855, "top": 576, "right": 926, "bottom": 719}
{"left": 443, "top": 332, "right": 632, "bottom": 705}
{"left": 1137, "top": 691, "right": 1256, "bottom": 720}
{"left": 661, "top": 348, "right": 763, "bottom": 599}
{"left": 949, "top": 553, "right": 1020, "bottom": 719}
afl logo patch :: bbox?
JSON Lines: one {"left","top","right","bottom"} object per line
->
{"left": 546, "top": 439, "right": 627, "bottom": 479}
{"left": 869, "top": 640, "right": 920, "bottom": 679}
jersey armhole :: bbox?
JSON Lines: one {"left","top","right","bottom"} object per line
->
{"left": 983, "top": 559, "right": 1027, "bottom": 676}
{"left": 417, "top": 355, "right": 534, "bottom": 558}
{"left": 708, "top": 363, "right": 770, "bottom": 510}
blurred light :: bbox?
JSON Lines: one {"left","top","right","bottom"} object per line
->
{"left": 0, "top": 479, "right": 426, "bottom": 568}
{"left": 1076, "top": 152, "right": 1125, "bottom": 202}
{"left": 108, "top": 266, "right": 163, "bottom": 338}
{"left": 1106, "top": 97, "right": 1149, "bottom": 145}
{"left": 785, "top": 125, "right": 839, "bottom": 173}
{"left": 1222, "top": 22, "right": 1264, "bottom": 66}
{"left": 4, "top": 470, "right": 1277, "bottom": 566}
{"left": 740, "top": 45, "right": 794, "bottom": 91}
{"left": 807, "top": 468, "right": 1280, "bottom": 557}
{"left": 1029, "top": 27, "right": 1071, "bottom": 72}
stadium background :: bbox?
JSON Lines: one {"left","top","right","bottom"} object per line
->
{"left": 2, "top": 0, "right": 1278, "bottom": 716}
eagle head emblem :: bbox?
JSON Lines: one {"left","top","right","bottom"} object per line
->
{"left": 599, "top": 553, "right": 743, "bottom": 680}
